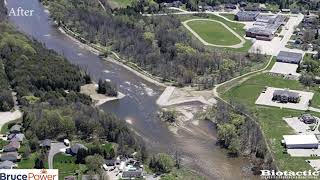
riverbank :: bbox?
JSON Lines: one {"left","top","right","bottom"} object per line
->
{"left": 57, "top": 27, "right": 167, "bottom": 88}
{"left": 80, "top": 83, "right": 125, "bottom": 106}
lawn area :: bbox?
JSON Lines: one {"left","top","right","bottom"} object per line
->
{"left": 53, "top": 153, "right": 87, "bottom": 179}
{"left": 219, "top": 13, "right": 235, "bottom": 21}
{"left": 179, "top": 14, "right": 253, "bottom": 52}
{"left": 222, "top": 73, "right": 320, "bottom": 171}
{"left": 186, "top": 20, "right": 241, "bottom": 46}
{"left": 109, "top": 0, "right": 133, "bottom": 8}
{"left": 18, "top": 153, "right": 38, "bottom": 169}
{"left": 1, "top": 119, "right": 21, "bottom": 133}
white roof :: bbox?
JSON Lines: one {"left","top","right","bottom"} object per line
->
{"left": 283, "top": 135, "right": 318, "bottom": 145}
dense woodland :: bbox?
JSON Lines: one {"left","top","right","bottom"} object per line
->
{"left": 46, "top": 0, "right": 265, "bottom": 88}
{"left": 0, "top": 2, "right": 145, "bottom": 164}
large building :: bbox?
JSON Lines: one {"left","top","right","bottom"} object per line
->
{"left": 235, "top": 11, "right": 260, "bottom": 21}
{"left": 245, "top": 14, "right": 287, "bottom": 41}
{"left": 283, "top": 135, "right": 319, "bottom": 149}
{"left": 272, "top": 89, "right": 300, "bottom": 103}
{"left": 277, "top": 51, "right": 303, "bottom": 64}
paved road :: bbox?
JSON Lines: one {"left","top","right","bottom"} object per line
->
{"left": 48, "top": 142, "right": 67, "bottom": 169}
{"left": 182, "top": 18, "right": 246, "bottom": 48}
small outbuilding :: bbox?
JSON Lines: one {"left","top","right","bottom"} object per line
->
{"left": 277, "top": 51, "right": 303, "bottom": 64}
{"left": 283, "top": 135, "right": 319, "bottom": 149}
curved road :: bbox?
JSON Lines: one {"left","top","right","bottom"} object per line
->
{"left": 182, "top": 18, "right": 246, "bottom": 48}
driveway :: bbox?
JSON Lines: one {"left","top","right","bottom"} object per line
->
{"left": 48, "top": 142, "right": 67, "bottom": 169}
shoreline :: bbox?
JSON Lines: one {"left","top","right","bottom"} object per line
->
{"left": 57, "top": 27, "right": 167, "bottom": 88}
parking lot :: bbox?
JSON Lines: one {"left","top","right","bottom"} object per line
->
{"left": 270, "top": 62, "right": 300, "bottom": 77}
{"left": 255, "top": 87, "right": 314, "bottom": 110}
{"left": 307, "top": 159, "right": 320, "bottom": 171}
{"left": 283, "top": 117, "right": 319, "bottom": 135}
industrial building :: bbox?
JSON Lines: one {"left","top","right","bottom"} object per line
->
{"left": 277, "top": 51, "right": 303, "bottom": 64}
{"left": 235, "top": 11, "right": 260, "bottom": 21}
{"left": 283, "top": 135, "right": 319, "bottom": 149}
{"left": 244, "top": 14, "right": 287, "bottom": 41}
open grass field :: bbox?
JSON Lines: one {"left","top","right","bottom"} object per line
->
{"left": 179, "top": 14, "right": 252, "bottom": 52}
{"left": 221, "top": 73, "right": 320, "bottom": 171}
{"left": 186, "top": 20, "right": 242, "bottom": 46}
{"left": 219, "top": 13, "right": 235, "bottom": 21}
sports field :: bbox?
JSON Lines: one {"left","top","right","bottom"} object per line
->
{"left": 186, "top": 20, "right": 242, "bottom": 46}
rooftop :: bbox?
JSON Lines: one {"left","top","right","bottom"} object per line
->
{"left": 283, "top": 135, "right": 318, "bottom": 145}
{"left": 273, "top": 89, "right": 300, "bottom": 98}
{"left": 277, "top": 51, "right": 303, "bottom": 63}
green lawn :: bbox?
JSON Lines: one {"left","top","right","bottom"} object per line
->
{"left": 219, "top": 13, "right": 235, "bottom": 21}
{"left": 186, "top": 20, "right": 241, "bottom": 46}
{"left": 109, "top": 0, "right": 133, "bottom": 8}
{"left": 222, "top": 73, "right": 320, "bottom": 171}
{"left": 18, "top": 153, "right": 38, "bottom": 169}
{"left": 179, "top": 14, "right": 253, "bottom": 52}
{"left": 53, "top": 153, "right": 87, "bottom": 179}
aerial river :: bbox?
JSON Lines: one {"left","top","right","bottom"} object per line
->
{"left": 5, "top": 0, "right": 257, "bottom": 179}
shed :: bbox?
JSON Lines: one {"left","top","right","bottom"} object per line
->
{"left": 283, "top": 135, "right": 319, "bottom": 149}
{"left": 277, "top": 51, "right": 303, "bottom": 64}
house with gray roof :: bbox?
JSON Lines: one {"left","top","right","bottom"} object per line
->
{"left": 235, "top": 11, "right": 260, "bottom": 21}
{"left": 3, "top": 141, "right": 20, "bottom": 152}
{"left": 0, "top": 161, "right": 15, "bottom": 169}
{"left": 9, "top": 125, "right": 22, "bottom": 134}
{"left": 0, "top": 152, "right": 20, "bottom": 162}
{"left": 277, "top": 51, "right": 303, "bottom": 64}
{"left": 121, "top": 171, "right": 143, "bottom": 179}
{"left": 66, "top": 143, "right": 88, "bottom": 155}
{"left": 39, "top": 139, "right": 52, "bottom": 148}
{"left": 8, "top": 133, "right": 25, "bottom": 142}
{"left": 272, "top": 89, "right": 300, "bottom": 103}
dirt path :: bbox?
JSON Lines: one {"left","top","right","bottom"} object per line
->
{"left": 182, "top": 19, "right": 246, "bottom": 48}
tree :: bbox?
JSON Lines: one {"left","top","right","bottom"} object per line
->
{"left": 34, "top": 158, "right": 44, "bottom": 169}
{"left": 160, "top": 110, "right": 176, "bottom": 123}
{"left": 149, "top": 153, "right": 175, "bottom": 173}
{"left": 76, "top": 148, "right": 88, "bottom": 164}
{"left": 85, "top": 154, "right": 104, "bottom": 173}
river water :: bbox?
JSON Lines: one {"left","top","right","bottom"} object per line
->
{"left": 5, "top": 0, "right": 257, "bottom": 179}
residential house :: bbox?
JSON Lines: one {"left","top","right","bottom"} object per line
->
{"left": 66, "top": 144, "right": 88, "bottom": 155}
{"left": 272, "top": 89, "right": 300, "bottom": 103}
{"left": 3, "top": 141, "right": 20, "bottom": 152}
{"left": 121, "top": 171, "right": 143, "bottom": 180}
{"left": 8, "top": 133, "right": 25, "bottom": 143}
{"left": 0, "top": 152, "right": 20, "bottom": 162}
{"left": 0, "top": 161, "right": 16, "bottom": 169}
{"left": 9, "top": 125, "right": 22, "bottom": 134}
{"left": 39, "top": 139, "right": 52, "bottom": 148}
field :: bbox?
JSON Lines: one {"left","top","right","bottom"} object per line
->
{"left": 219, "top": 13, "right": 235, "bottom": 21}
{"left": 179, "top": 14, "right": 252, "bottom": 52}
{"left": 221, "top": 73, "right": 320, "bottom": 171}
{"left": 108, "top": 0, "right": 133, "bottom": 8}
{"left": 186, "top": 20, "right": 242, "bottom": 46}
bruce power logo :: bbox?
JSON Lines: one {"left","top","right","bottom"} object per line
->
{"left": 0, "top": 169, "right": 58, "bottom": 180}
